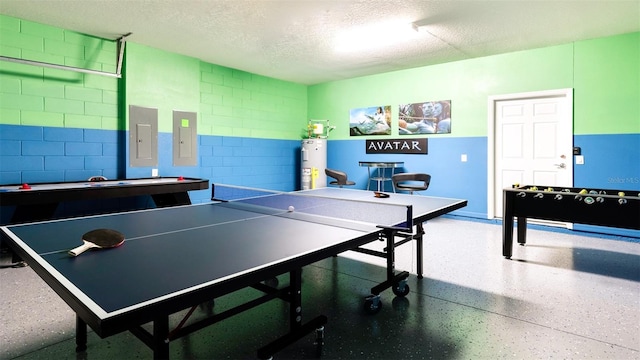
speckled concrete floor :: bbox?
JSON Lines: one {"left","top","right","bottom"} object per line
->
{"left": 1, "top": 218, "right": 638, "bottom": 359}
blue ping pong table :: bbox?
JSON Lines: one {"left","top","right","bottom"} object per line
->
{"left": 0, "top": 184, "right": 466, "bottom": 359}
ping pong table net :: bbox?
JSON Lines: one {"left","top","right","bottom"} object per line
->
{"left": 211, "top": 184, "right": 413, "bottom": 231}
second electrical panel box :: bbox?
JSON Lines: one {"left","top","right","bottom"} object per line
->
{"left": 173, "top": 110, "right": 197, "bottom": 166}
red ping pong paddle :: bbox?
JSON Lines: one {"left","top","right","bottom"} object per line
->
{"left": 68, "top": 229, "right": 125, "bottom": 257}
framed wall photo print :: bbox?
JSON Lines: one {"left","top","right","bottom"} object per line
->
{"left": 398, "top": 100, "right": 451, "bottom": 134}
{"left": 349, "top": 105, "right": 392, "bottom": 136}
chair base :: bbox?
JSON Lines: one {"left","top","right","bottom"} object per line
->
{"left": 329, "top": 180, "right": 355, "bottom": 188}
{"left": 395, "top": 185, "right": 428, "bottom": 194}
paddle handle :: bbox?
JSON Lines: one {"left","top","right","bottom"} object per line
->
{"left": 68, "top": 242, "right": 95, "bottom": 257}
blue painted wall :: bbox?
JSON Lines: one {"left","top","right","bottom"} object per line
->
{"left": 0, "top": 124, "right": 121, "bottom": 184}
{"left": 1, "top": 124, "right": 636, "bottom": 211}
{"left": 572, "top": 134, "right": 640, "bottom": 237}
{"left": 196, "top": 135, "right": 300, "bottom": 201}
{"left": 1, "top": 125, "right": 638, "bottom": 238}
{"left": 326, "top": 137, "right": 487, "bottom": 218}
{"left": 326, "top": 134, "right": 640, "bottom": 238}
{"left": 0, "top": 125, "right": 300, "bottom": 222}
{"left": 573, "top": 134, "right": 640, "bottom": 190}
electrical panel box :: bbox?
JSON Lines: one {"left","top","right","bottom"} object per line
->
{"left": 129, "top": 105, "right": 158, "bottom": 167}
{"left": 173, "top": 110, "right": 197, "bottom": 166}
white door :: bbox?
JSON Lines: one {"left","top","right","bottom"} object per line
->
{"left": 488, "top": 89, "right": 573, "bottom": 224}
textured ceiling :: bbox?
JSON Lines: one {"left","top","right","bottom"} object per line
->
{"left": 1, "top": 0, "right": 639, "bottom": 85}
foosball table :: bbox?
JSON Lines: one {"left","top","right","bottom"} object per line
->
{"left": 502, "top": 185, "right": 640, "bottom": 259}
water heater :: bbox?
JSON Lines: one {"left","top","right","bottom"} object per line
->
{"left": 300, "top": 139, "right": 327, "bottom": 190}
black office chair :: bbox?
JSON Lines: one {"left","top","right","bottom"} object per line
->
{"left": 392, "top": 173, "right": 431, "bottom": 194}
{"left": 325, "top": 168, "right": 356, "bottom": 188}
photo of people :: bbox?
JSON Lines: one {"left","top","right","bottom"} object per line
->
{"left": 398, "top": 100, "right": 451, "bottom": 134}
{"left": 349, "top": 105, "right": 392, "bottom": 136}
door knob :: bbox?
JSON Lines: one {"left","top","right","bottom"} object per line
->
{"left": 554, "top": 163, "right": 566, "bottom": 169}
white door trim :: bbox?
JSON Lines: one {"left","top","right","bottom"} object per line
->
{"left": 487, "top": 88, "right": 574, "bottom": 219}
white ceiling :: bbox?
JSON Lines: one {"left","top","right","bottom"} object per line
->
{"left": 1, "top": 0, "right": 639, "bottom": 85}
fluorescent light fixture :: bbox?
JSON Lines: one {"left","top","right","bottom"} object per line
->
{"left": 334, "top": 21, "right": 420, "bottom": 53}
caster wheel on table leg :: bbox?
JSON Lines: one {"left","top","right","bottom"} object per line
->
{"left": 364, "top": 295, "right": 382, "bottom": 315}
{"left": 391, "top": 281, "right": 410, "bottom": 297}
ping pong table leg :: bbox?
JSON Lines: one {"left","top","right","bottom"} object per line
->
{"left": 290, "top": 268, "right": 303, "bottom": 331}
{"left": 365, "top": 228, "right": 411, "bottom": 314}
{"left": 415, "top": 222, "right": 425, "bottom": 279}
{"left": 385, "top": 229, "right": 395, "bottom": 281}
{"left": 256, "top": 268, "right": 327, "bottom": 359}
{"left": 75, "top": 315, "right": 87, "bottom": 353}
{"left": 152, "top": 317, "right": 170, "bottom": 360}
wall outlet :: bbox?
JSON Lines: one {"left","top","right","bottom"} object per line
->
{"left": 152, "top": 168, "right": 159, "bottom": 177}
{"left": 461, "top": 154, "right": 468, "bottom": 162}
{"left": 575, "top": 155, "right": 584, "bottom": 165}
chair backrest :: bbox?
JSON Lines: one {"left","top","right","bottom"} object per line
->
{"left": 392, "top": 173, "right": 431, "bottom": 193}
{"left": 325, "top": 168, "right": 347, "bottom": 184}
{"left": 325, "top": 168, "right": 354, "bottom": 186}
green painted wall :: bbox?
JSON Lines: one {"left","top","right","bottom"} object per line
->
{"left": 125, "top": 42, "right": 307, "bottom": 138}
{"left": 199, "top": 63, "right": 307, "bottom": 139}
{"left": 308, "top": 32, "right": 640, "bottom": 139}
{"left": 125, "top": 43, "right": 200, "bottom": 133}
{"left": 2, "top": 14, "right": 637, "bottom": 140}
{"left": 1, "top": 15, "right": 308, "bottom": 140}
{"left": 574, "top": 32, "right": 640, "bottom": 134}
{"left": 0, "top": 15, "right": 119, "bottom": 130}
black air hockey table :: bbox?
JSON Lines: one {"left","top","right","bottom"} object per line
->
{"left": 0, "top": 176, "right": 209, "bottom": 224}
{"left": 1, "top": 184, "right": 466, "bottom": 359}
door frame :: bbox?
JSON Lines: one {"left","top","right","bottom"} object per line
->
{"left": 487, "top": 88, "right": 574, "bottom": 219}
